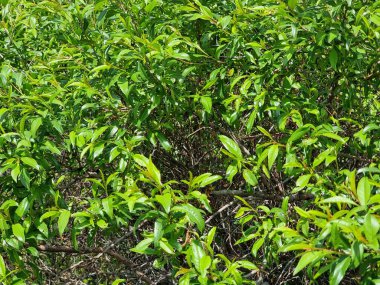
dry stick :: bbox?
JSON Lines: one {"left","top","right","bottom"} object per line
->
{"left": 210, "top": 189, "right": 314, "bottom": 202}
{"left": 36, "top": 245, "right": 154, "bottom": 285}
{"left": 186, "top": 126, "right": 212, "bottom": 138}
{"left": 339, "top": 152, "right": 374, "bottom": 163}
{"left": 105, "top": 220, "right": 148, "bottom": 251}
{"left": 60, "top": 221, "right": 152, "bottom": 278}
{"left": 205, "top": 200, "right": 237, "bottom": 224}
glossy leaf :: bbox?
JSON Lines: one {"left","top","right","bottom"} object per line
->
{"left": 58, "top": 210, "right": 70, "bottom": 236}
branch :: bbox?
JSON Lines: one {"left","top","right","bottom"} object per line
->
{"left": 205, "top": 200, "right": 237, "bottom": 224}
{"left": 210, "top": 189, "right": 314, "bottom": 202}
{"left": 36, "top": 244, "right": 154, "bottom": 284}
{"left": 339, "top": 152, "right": 374, "bottom": 163}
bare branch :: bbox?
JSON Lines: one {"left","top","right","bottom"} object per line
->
{"left": 36, "top": 244, "right": 154, "bottom": 284}
{"left": 210, "top": 190, "right": 314, "bottom": 202}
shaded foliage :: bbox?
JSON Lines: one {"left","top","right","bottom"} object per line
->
{"left": 0, "top": 0, "right": 379, "bottom": 284}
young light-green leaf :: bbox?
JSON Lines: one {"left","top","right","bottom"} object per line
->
{"left": 190, "top": 240, "right": 205, "bottom": 273}
{"left": 0, "top": 255, "right": 6, "bottom": 277}
{"left": 329, "top": 48, "right": 338, "bottom": 70}
{"left": 288, "top": 0, "right": 298, "bottom": 10}
{"left": 200, "top": 96, "right": 212, "bottom": 113}
{"left": 243, "top": 169, "right": 258, "bottom": 186}
{"left": 288, "top": 125, "right": 311, "bottom": 144}
{"left": 357, "top": 177, "right": 371, "bottom": 205}
{"left": 219, "top": 135, "right": 242, "bottom": 159}
{"left": 330, "top": 256, "right": 351, "bottom": 285}
{"left": 21, "top": 157, "right": 39, "bottom": 170}
{"left": 155, "top": 193, "right": 172, "bottom": 214}
{"left": 174, "top": 204, "right": 205, "bottom": 232}
{"left": 296, "top": 174, "right": 312, "bottom": 188}
{"left": 58, "top": 210, "right": 70, "bottom": 236}
{"left": 131, "top": 238, "right": 154, "bottom": 254}
{"left": 319, "top": 196, "right": 357, "bottom": 205}
{"left": 12, "top": 223, "right": 25, "bottom": 242}
{"left": 159, "top": 240, "right": 175, "bottom": 254}
{"left": 156, "top": 132, "right": 172, "bottom": 151}
{"left": 294, "top": 251, "right": 326, "bottom": 275}
{"left": 267, "top": 144, "right": 279, "bottom": 170}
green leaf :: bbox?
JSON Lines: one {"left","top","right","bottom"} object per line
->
{"left": 112, "top": 279, "right": 126, "bottom": 285}
{"left": 58, "top": 210, "right": 70, "bottom": 236}
{"left": 251, "top": 237, "right": 265, "bottom": 257}
{"left": 21, "top": 157, "right": 39, "bottom": 170}
{"left": 351, "top": 241, "right": 364, "bottom": 268}
{"left": 288, "top": 125, "right": 311, "bottom": 144}
{"left": 319, "top": 196, "right": 357, "bottom": 205}
{"left": 133, "top": 154, "right": 149, "bottom": 167}
{"left": 206, "top": 227, "right": 217, "bottom": 247}
{"left": 357, "top": 167, "right": 380, "bottom": 174}
{"left": 288, "top": 0, "right": 297, "bottom": 10}
{"left": 15, "top": 198, "right": 29, "bottom": 218}
{"left": 0, "top": 255, "right": 6, "bottom": 277}
{"left": 294, "top": 251, "right": 327, "bottom": 275}
{"left": 200, "top": 96, "right": 212, "bottom": 113}
{"left": 109, "top": 147, "right": 120, "bottom": 162}
{"left": 102, "top": 198, "right": 114, "bottom": 218}
{"left": 146, "top": 158, "right": 162, "bottom": 185}
{"left": 93, "top": 143, "right": 104, "bottom": 158}
{"left": 237, "top": 260, "right": 258, "bottom": 270}
{"left": 329, "top": 48, "right": 338, "bottom": 70}
{"left": 219, "top": 135, "right": 242, "bottom": 159}
{"left": 330, "top": 256, "right": 351, "bottom": 285}
{"left": 20, "top": 168, "right": 31, "bottom": 189}
{"left": 318, "top": 132, "right": 346, "bottom": 143}
{"left": 257, "top": 126, "right": 273, "bottom": 140}
{"left": 96, "top": 219, "right": 108, "bottom": 229}
{"left": 199, "top": 174, "right": 221, "bottom": 188}
{"left": 371, "top": 14, "right": 380, "bottom": 26}
{"left": 226, "top": 164, "right": 238, "bottom": 182}
{"left": 174, "top": 204, "right": 205, "bottom": 232}
{"left": 40, "top": 210, "right": 59, "bottom": 221}
{"left": 296, "top": 174, "right": 312, "bottom": 188}
{"left": 243, "top": 169, "right": 258, "bottom": 186}
{"left": 313, "top": 149, "right": 331, "bottom": 168}
{"left": 199, "top": 255, "right": 211, "bottom": 277}
{"left": 363, "top": 214, "right": 380, "bottom": 247}
{"left": 190, "top": 240, "right": 205, "bottom": 273}
{"left": 159, "top": 240, "right": 174, "bottom": 254}
{"left": 90, "top": 64, "right": 111, "bottom": 73}
{"left": 44, "top": 141, "right": 61, "bottom": 155}
{"left": 156, "top": 132, "right": 172, "bottom": 151}
{"left": 154, "top": 219, "right": 164, "bottom": 247}
{"left": 280, "top": 243, "right": 313, "bottom": 252}
{"left": 11, "top": 164, "right": 20, "bottom": 182}
{"left": 267, "top": 144, "right": 279, "bottom": 170}
{"left": 357, "top": 177, "right": 371, "bottom": 206}
{"left": 131, "top": 238, "right": 154, "bottom": 254}
{"left": 246, "top": 110, "right": 257, "bottom": 133}
{"left": 12, "top": 223, "right": 25, "bottom": 242}
{"left": 219, "top": 16, "right": 231, "bottom": 29}
{"left": 155, "top": 193, "right": 172, "bottom": 214}
{"left": 30, "top": 117, "right": 42, "bottom": 138}
{"left": 145, "top": 0, "right": 161, "bottom": 12}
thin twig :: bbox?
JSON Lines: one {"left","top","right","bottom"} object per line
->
{"left": 36, "top": 245, "right": 154, "bottom": 284}
{"left": 205, "top": 200, "right": 237, "bottom": 224}
{"left": 186, "top": 126, "right": 212, "bottom": 138}
{"left": 210, "top": 189, "right": 314, "bottom": 202}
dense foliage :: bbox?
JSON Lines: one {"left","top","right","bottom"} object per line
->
{"left": 0, "top": 0, "right": 379, "bottom": 284}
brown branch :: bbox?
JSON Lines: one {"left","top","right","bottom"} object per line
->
{"left": 36, "top": 244, "right": 154, "bottom": 284}
{"left": 338, "top": 152, "right": 374, "bottom": 163}
{"left": 210, "top": 189, "right": 314, "bottom": 202}
{"left": 205, "top": 200, "right": 237, "bottom": 224}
